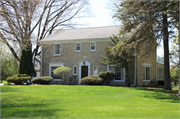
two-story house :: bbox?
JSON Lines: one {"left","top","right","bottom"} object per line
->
{"left": 40, "top": 26, "right": 164, "bottom": 86}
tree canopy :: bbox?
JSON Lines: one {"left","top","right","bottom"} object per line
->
{"left": 0, "top": 0, "right": 88, "bottom": 62}
{"left": 112, "top": 0, "right": 179, "bottom": 90}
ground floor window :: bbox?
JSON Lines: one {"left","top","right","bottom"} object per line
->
{"left": 157, "top": 67, "right": 164, "bottom": 80}
{"left": 73, "top": 66, "right": 77, "bottom": 75}
{"left": 143, "top": 67, "right": 151, "bottom": 80}
{"left": 51, "top": 66, "right": 61, "bottom": 79}
{"left": 109, "top": 66, "right": 125, "bottom": 81}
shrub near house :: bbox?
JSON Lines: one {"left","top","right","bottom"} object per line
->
{"left": 99, "top": 71, "right": 115, "bottom": 85}
{"left": 7, "top": 74, "right": 31, "bottom": 85}
{"left": 81, "top": 75, "right": 103, "bottom": 85}
{"left": 32, "top": 76, "right": 53, "bottom": 84}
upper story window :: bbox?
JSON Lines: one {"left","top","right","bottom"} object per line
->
{"left": 53, "top": 44, "right": 61, "bottom": 56}
{"left": 90, "top": 42, "right": 96, "bottom": 51}
{"left": 75, "top": 43, "right": 81, "bottom": 52}
{"left": 146, "top": 43, "right": 149, "bottom": 56}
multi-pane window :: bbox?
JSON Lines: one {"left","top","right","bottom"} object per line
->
{"left": 53, "top": 44, "right": 61, "bottom": 55}
{"left": 157, "top": 67, "right": 164, "bottom": 80}
{"left": 75, "top": 43, "right": 81, "bottom": 52}
{"left": 109, "top": 66, "right": 124, "bottom": 81}
{"left": 51, "top": 67, "right": 61, "bottom": 79}
{"left": 93, "top": 65, "right": 98, "bottom": 75}
{"left": 90, "top": 42, "right": 96, "bottom": 51}
{"left": 73, "top": 66, "right": 77, "bottom": 75}
{"left": 115, "top": 67, "right": 122, "bottom": 80}
{"left": 143, "top": 67, "right": 151, "bottom": 80}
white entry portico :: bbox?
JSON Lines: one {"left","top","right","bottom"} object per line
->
{"left": 78, "top": 60, "right": 91, "bottom": 84}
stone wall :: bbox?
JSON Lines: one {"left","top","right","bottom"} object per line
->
{"left": 42, "top": 41, "right": 111, "bottom": 84}
{"left": 136, "top": 42, "right": 157, "bottom": 86}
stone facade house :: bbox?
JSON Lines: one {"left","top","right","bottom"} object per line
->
{"left": 40, "top": 26, "right": 164, "bottom": 86}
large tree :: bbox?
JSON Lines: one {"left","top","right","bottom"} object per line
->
{"left": 0, "top": 0, "right": 88, "bottom": 62}
{"left": 113, "top": 0, "right": 179, "bottom": 90}
{"left": 101, "top": 35, "right": 133, "bottom": 86}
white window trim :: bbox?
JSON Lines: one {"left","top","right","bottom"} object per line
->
{"left": 53, "top": 44, "right": 61, "bottom": 56}
{"left": 107, "top": 65, "right": 125, "bottom": 82}
{"left": 49, "top": 63, "right": 64, "bottom": 81}
{"left": 73, "top": 65, "right": 77, "bottom": 75}
{"left": 90, "top": 42, "right": 96, "bottom": 51}
{"left": 143, "top": 63, "right": 151, "bottom": 81}
{"left": 75, "top": 43, "right": 81, "bottom": 52}
{"left": 93, "top": 65, "right": 98, "bottom": 75}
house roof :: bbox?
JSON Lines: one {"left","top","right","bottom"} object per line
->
{"left": 41, "top": 26, "right": 121, "bottom": 42}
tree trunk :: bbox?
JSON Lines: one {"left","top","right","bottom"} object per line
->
{"left": 125, "top": 67, "right": 130, "bottom": 87}
{"left": 163, "top": 2, "right": 172, "bottom": 90}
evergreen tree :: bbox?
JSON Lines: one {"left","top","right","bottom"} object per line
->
{"left": 113, "top": 0, "right": 179, "bottom": 90}
{"left": 101, "top": 36, "right": 133, "bottom": 86}
{"left": 18, "top": 47, "right": 36, "bottom": 83}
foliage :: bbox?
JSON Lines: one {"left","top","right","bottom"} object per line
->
{"left": 157, "top": 56, "right": 164, "bottom": 64}
{"left": 170, "top": 31, "right": 179, "bottom": 66}
{"left": 80, "top": 75, "right": 103, "bottom": 85}
{"left": 53, "top": 66, "right": 71, "bottom": 84}
{"left": 101, "top": 35, "right": 133, "bottom": 86}
{"left": 1, "top": 86, "right": 179, "bottom": 118}
{"left": 18, "top": 48, "right": 36, "bottom": 83}
{"left": 32, "top": 76, "right": 53, "bottom": 84}
{"left": 0, "top": 43, "right": 18, "bottom": 80}
{"left": 170, "top": 67, "right": 179, "bottom": 87}
{"left": 2, "top": 81, "right": 12, "bottom": 85}
{"left": 6, "top": 74, "right": 31, "bottom": 85}
{"left": 0, "top": 0, "right": 88, "bottom": 61}
{"left": 1, "top": 56, "right": 18, "bottom": 80}
{"left": 113, "top": 0, "right": 179, "bottom": 90}
{"left": 98, "top": 71, "right": 115, "bottom": 85}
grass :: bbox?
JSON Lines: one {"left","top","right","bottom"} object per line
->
{"left": 1, "top": 85, "right": 179, "bottom": 118}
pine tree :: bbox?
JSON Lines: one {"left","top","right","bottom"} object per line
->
{"left": 113, "top": 0, "right": 179, "bottom": 90}
{"left": 18, "top": 47, "right": 36, "bottom": 83}
{"left": 101, "top": 36, "right": 133, "bottom": 86}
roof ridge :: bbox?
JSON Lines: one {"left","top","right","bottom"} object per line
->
{"left": 57, "top": 25, "right": 121, "bottom": 31}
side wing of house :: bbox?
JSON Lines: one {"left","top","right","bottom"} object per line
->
{"left": 136, "top": 42, "right": 158, "bottom": 86}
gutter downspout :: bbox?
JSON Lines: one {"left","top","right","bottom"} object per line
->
{"left": 131, "top": 48, "right": 136, "bottom": 87}
{"left": 156, "top": 46, "right": 157, "bottom": 84}
{"left": 40, "top": 45, "right": 43, "bottom": 76}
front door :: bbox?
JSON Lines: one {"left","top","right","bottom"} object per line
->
{"left": 81, "top": 66, "right": 88, "bottom": 79}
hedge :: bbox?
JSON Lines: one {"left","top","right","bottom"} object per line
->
{"left": 99, "top": 71, "right": 115, "bottom": 85}
{"left": 80, "top": 75, "right": 103, "bottom": 85}
{"left": 6, "top": 74, "right": 31, "bottom": 85}
{"left": 32, "top": 76, "right": 53, "bottom": 84}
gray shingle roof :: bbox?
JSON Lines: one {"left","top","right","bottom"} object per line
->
{"left": 41, "top": 26, "right": 121, "bottom": 42}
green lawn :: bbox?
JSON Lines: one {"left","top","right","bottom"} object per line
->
{"left": 1, "top": 85, "right": 179, "bottom": 118}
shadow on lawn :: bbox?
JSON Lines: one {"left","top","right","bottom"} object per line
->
{"left": 133, "top": 87, "right": 179, "bottom": 103}
{"left": 1, "top": 101, "right": 64, "bottom": 118}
